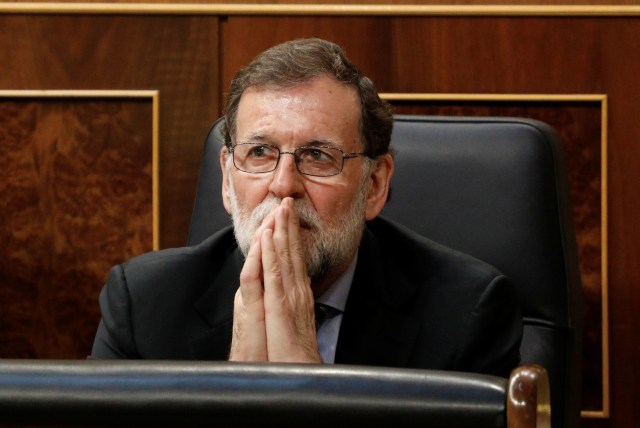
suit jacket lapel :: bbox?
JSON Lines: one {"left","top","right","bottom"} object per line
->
{"left": 335, "top": 226, "right": 421, "bottom": 367}
{"left": 189, "top": 247, "right": 244, "bottom": 359}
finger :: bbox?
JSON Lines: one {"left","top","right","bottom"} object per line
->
{"left": 261, "top": 227, "right": 286, "bottom": 304}
{"left": 251, "top": 208, "right": 277, "bottom": 243}
{"left": 238, "top": 233, "right": 265, "bottom": 306}
{"left": 261, "top": 226, "right": 298, "bottom": 342}
{"left": 231, "top": 235, "right": 268, "bottom": 361}
{"left": 273, "top": 203, "right": 295, "bottom": 294}
{"left": 274, "top": 201, "right": 317, "bottom": 348}
{"left": 263, "top": 201, "right": 320, "bottom": 363}
{"left": 284, "top": 198, "right": 308, "bottom": 282}
{"left": 229, "top": 288, "right": 267, "bottom": 361}
{"left": 279, "top": 198, "right": 313, "bottom": 316}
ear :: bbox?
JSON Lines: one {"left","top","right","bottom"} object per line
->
{"left": 365, "top": 154, "right": 394, "bottom": 221}
{"left": 220, "top": 147, "right": 232, "bottom": 214}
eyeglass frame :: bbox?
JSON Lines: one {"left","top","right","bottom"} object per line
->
{"left": 228, "top": 142, "right": 369, "bottom": 177}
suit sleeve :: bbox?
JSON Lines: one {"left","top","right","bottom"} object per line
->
{"left": 90, "top": 264, "right": 140, "bottom": 359}
{"left": 453, "top": 275, "right": 523, "bottom": 378}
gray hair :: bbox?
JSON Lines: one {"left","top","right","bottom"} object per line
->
{"left": 222, "top": 38, "right": 393, "bottom": 158}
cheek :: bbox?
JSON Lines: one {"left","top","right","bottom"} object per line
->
{"left": 306, "top": 181, "right": 360, "bottom": 220}
{"left": 231, "top": 174, "right": 272, "bottom": 210}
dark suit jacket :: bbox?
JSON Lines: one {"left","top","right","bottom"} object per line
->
{"left": 91, "top": 216, "right": 522, "bottom": 377}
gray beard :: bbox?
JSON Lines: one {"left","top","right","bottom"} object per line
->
{"left": 228, "top": 177, "right": 368, "bottom": 283}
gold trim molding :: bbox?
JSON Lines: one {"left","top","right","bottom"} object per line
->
{"left": 380, "top": 92, "right": 610, "bottom": 419}
{"left": 0, "top": 89, "right": 161, "bottom": 250}
{"left": 1, "top": 3, "right": 640, "bottom": 16}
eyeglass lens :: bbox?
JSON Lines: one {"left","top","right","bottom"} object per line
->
{"left": 232, "top": 143, "right": 345, "bottom": 177}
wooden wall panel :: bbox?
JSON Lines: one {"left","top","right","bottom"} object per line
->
{"left": 220, "top": 16, "right": 396, "bottom": 97}
{"left": 1, "top": 6, "right": 639, "bottom": 428}
{"left": 0, "top": 14, "right": 220, "bottom": 358}
{"left": 0, "top": 14, "right": 220, "bottom": 248}
{"left": 0, "top": 97, "right": 154, "bottom": 358}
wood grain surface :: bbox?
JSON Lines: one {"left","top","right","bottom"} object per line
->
{"left": 1, "top": 8, "right": 638, "bottom": 427}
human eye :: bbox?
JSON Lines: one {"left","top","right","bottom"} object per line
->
{"left": 297, "top": 147, "right": 342, "bottom": 176}
{"left": 298, "top": 147, "right": 339, "bottom": 163}
{"left": 245, "top": 144, "right": 273, "bottom": 158}
{"left": 235, "top": 144, "right": 277, "bottom": 173}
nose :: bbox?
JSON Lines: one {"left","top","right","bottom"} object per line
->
{"left": 268, "top": 151, "right": 305, "bottom": 199}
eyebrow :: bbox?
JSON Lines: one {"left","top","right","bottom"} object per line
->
{"left": 239, "top": 134, "right": 343, "bottom": 149}
{"left": 304, "top": 138, "right": 342, "bottom": 148}
{"left": 239, "top": 133, "right": 270, "bottom": 144}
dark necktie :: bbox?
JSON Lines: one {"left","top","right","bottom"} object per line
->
{"left": 314, "top": 303, "right": 336, "bottom": 330}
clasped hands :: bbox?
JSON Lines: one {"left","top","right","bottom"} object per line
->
{"left": 229, "top": 197, "right": 322, "bottom": 363}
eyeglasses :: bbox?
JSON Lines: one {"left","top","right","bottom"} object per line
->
{"left": 229, "top": 143, "right": 367, "bottom": 177}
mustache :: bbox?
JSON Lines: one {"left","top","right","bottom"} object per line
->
{"left": 248, "top": 197, "right": 322, "bottom": 231}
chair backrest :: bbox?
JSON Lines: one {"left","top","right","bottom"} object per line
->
{"left": 188, "top": 115, "right": 583, "bottom": 428}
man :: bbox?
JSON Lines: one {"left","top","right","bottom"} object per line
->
{"left": 91, "top": 38, "right": 522, "bottom": 377}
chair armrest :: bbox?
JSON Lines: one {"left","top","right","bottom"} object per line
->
{"left": 508, "top": 364, "right": 551, "bottom": 428}
{"left": 0, "top": 360, "right": 544, "bottom": 427}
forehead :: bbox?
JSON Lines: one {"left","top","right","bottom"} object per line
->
{"left": 235, "top": 76, "right": 361, "bottom": 146}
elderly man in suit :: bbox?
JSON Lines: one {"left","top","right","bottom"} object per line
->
{"left": 91, "top": 38, "right": 522, "bottom": 377}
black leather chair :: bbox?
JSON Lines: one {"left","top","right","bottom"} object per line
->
{"left": 0, "top": 115, "right": 574, "bottom": 427}
{"left": 188, "top": 115, "right": 583, "bottom": 428}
